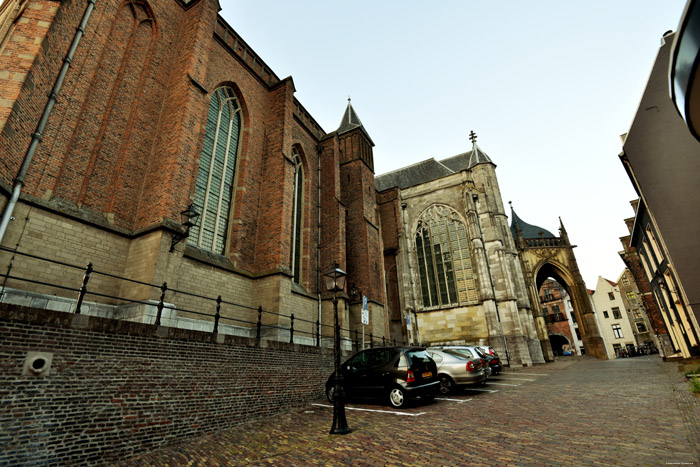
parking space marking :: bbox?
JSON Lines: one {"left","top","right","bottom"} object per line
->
{"left": 311, "top": 404, "right": 426, "bottom": 417}
{"left": 491, "top": 377, "right": 535, "bottom": 381}
{"left": 435, "top": 397, "right": 474, "bottom": 403}
{"left": 485, "top": 382, "right": 520, "bottom": 386}
{"left": 510, "top": 372, "right": 547, "bottom": 376}
{"left": 465, "top": 388, "right": 499, "bottom": 393}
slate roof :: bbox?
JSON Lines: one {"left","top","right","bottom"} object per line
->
{"left": 510, "top": 209, "right": 556, "bottom": 239}
{"left": 375, "top": 144, "right": 495, "bottom": 192}
{"left": 375, "top": 158, "right": 454, "bottom": 192}
{"left": 338, "top": 99, "right": 374, "bottom": 146}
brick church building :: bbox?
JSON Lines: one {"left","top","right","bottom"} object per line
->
{"left": 0, "top": 0, "right": 578, "bottom": 364}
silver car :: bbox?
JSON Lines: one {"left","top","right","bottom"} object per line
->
{"left": 436, "top": 345, "right": 492, "bottom": 377}
{"left": 427, "top": 348, "right": 487, "bottom": 394}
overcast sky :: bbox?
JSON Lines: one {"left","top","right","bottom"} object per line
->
{"left": 220, "top": 1, "right": 687, "bottom": 288}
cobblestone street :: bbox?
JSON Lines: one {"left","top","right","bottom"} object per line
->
{"left": 122, "top": 356, "right": 700, "bottom": 466}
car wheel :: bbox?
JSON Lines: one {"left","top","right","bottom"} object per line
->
{"left": 326, "top": 385, "right": 335, "bottom": 403}
{"left": 388, "top": 386, "right": 407, "bottom": 408}
{"left": 439, "top": 375, "right": 454, "bottom": 395}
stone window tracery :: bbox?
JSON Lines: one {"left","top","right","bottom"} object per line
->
{"left": 414, "top": 205, "right": 477, "bottom": 308}
{"left": 189, "top": 87, "right": 241, "bottom": 254}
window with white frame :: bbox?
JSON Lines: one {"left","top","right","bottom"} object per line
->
{"left": 189, "top": 87, "right": 241, "bottom": 254}
{"left": 415, "top": 205, "right": 476, "bottom": 308}
{"left": 612, "top": 324, "right": 623, "bottom": 338}
{"left": 290, "top": 148, "right": 304, "bottom": 283}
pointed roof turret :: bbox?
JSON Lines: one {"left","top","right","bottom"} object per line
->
{"left": 338, "top": 97, "right": 374, "bottom": 145}
{"left": 467, "top": 130, "right": 494, "bottom": 169}
{"left": 509, "top": 203, "right": 556, "bottom": 240}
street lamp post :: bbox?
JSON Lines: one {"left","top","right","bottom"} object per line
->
{"left": 325, "top": 262, "right": 351, "bottom": 435}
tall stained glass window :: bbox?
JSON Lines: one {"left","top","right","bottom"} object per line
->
{"left": 188, "top": 87, "right": 241, "bottom": 254}
{"left": 415, "top": 205, "right": 477, "bottom": 308}
{"left": 290, "top": 148, "right": 304, "bottom": 283}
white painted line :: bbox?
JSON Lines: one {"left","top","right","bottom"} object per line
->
{"left": 491, "top": 377, "right": 535, "bottom": 381}
{"left": 465, "top": 388, "right": 499, "bottom": 393}
{"left": 508, "top": 373, "right": 547, "bottom": 376}
{"left": 311, "top": 403, "right": 426, "bottom": 417}
{"left": 436, "top": 397, "right": 474, "bottom": 403}
{"left": 485, "top": 382, "right": 520, "bottom": 386}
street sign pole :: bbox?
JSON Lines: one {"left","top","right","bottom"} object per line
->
{"left": 361, "top": 295, "right": 369, "bottom": 349}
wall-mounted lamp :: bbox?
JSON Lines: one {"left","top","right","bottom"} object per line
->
{"left": 170, "top": 203, "right": 200, "bottom": 252}
{"left": 349, "top": 283, "right": 360, "bottom": 301}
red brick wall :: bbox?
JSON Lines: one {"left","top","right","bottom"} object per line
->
{"left": 0, "top": 304, "right": 334, "bottom": 465}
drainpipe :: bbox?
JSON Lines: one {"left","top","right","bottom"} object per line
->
{"left": 316, "top": 145, "right": 323, "bottom": 346}
{"left": 0, "top": 0, "right": 96, "bottom": 246}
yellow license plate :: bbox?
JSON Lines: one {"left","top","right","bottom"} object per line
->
{"left": 422, "top": 371, "right": 432, "bottom": 378}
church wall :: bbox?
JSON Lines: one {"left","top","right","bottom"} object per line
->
{"left": 416, "top": 304, "right": 489, "bottom": 345}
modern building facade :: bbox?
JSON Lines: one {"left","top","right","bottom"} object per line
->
{"left": 619, "top": 31, "right": 700, "bottom": 357}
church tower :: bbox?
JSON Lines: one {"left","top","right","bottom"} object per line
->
{"left": 337, "top": 99, "right": 387, "bottom": 340}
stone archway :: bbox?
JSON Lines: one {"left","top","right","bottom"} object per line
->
{"left": 510, "top": 209, "right": 607, "bottom": 360}
{"left": 548, "top": 333, "right": 571, "bottom": 356}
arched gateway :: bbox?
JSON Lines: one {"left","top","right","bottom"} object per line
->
{"left": 510, "top": 207, "right": 607, "bottom": 360}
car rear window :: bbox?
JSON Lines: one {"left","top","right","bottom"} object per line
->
{"left": 406, "top": 350, "right": 432, "bottom": 366}
{"left": 445, "top": 348, "right": 473, "bottom": 359}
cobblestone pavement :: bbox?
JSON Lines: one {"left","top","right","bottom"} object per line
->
{"left": 121, "top": 356, "right": 700, "bottom": 466}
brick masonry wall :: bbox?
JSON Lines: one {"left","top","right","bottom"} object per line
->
{"left": 0, "top": 304, "right": 335, "bottom": 465}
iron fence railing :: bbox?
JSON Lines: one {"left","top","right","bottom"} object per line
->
{"left": 0, "top": 245, "right": 407, "bottom": 351}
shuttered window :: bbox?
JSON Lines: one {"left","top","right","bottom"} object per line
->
{"left": 188, "top": 87, "right": 241, "bottom": 254}
{"left": 415, "top": 205, "right": 477, "bottom": 308}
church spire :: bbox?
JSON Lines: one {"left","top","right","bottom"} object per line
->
{"left": 337, "top": 97, "right": 374, "bottom": 146}
{"left": 467, "top": 130, "right": 494, "bottom": 169}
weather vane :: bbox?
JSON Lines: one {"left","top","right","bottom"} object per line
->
{"left": 469, "top": 130, "right": 477, "bottom": 144}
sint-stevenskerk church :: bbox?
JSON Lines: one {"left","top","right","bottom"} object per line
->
{"left": 0, "top": 0, "right": 604, "bottom": 365}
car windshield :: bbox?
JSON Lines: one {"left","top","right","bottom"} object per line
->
{"left": 406, "top": 350, "right": 432, "bottom": 366}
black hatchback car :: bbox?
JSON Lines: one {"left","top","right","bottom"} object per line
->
{"left": 326, "top": 347, "right": 440, "bottom": 408}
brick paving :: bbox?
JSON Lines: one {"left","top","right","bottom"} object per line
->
{"left": 120, "top": 356, "right": 700, "bottom": 466}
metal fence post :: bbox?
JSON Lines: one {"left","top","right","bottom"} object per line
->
{"left": 155, "top": 282, "right": 167, "bottom": 326}
{"left": 256, "top": 306, "right": 262, "bottom": 339}
{"left": 213, "top": 295, "right": 221, "bottom": 334}
{"left": 289, "top": 313, "right": 294, "bottom": 344}
{"left": 74, "top": 262, "right": 93, "bottom": 314}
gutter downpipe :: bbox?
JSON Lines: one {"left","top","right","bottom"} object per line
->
{"left": 316, "top": 145, "right": 323, "bottom": 347}
{"left": 0, "top": 0, "right": 96, "bottom": 246}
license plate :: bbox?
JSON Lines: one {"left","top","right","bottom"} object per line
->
{"left": 422, "top": 371, "right": 432, "bottom": 378}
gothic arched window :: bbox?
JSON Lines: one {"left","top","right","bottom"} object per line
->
{"left": 189, "top": 87, "right": 241, "bottom": 254}
{"left": 290, "top": 148, "right": 304, "bottom": 283}
{"left": 415, "top": 205, "right": 477, "bottom": 308}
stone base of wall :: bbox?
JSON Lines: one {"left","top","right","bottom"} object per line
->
{"left": 0, "top": 303, "right": 336, "bottom": 465}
